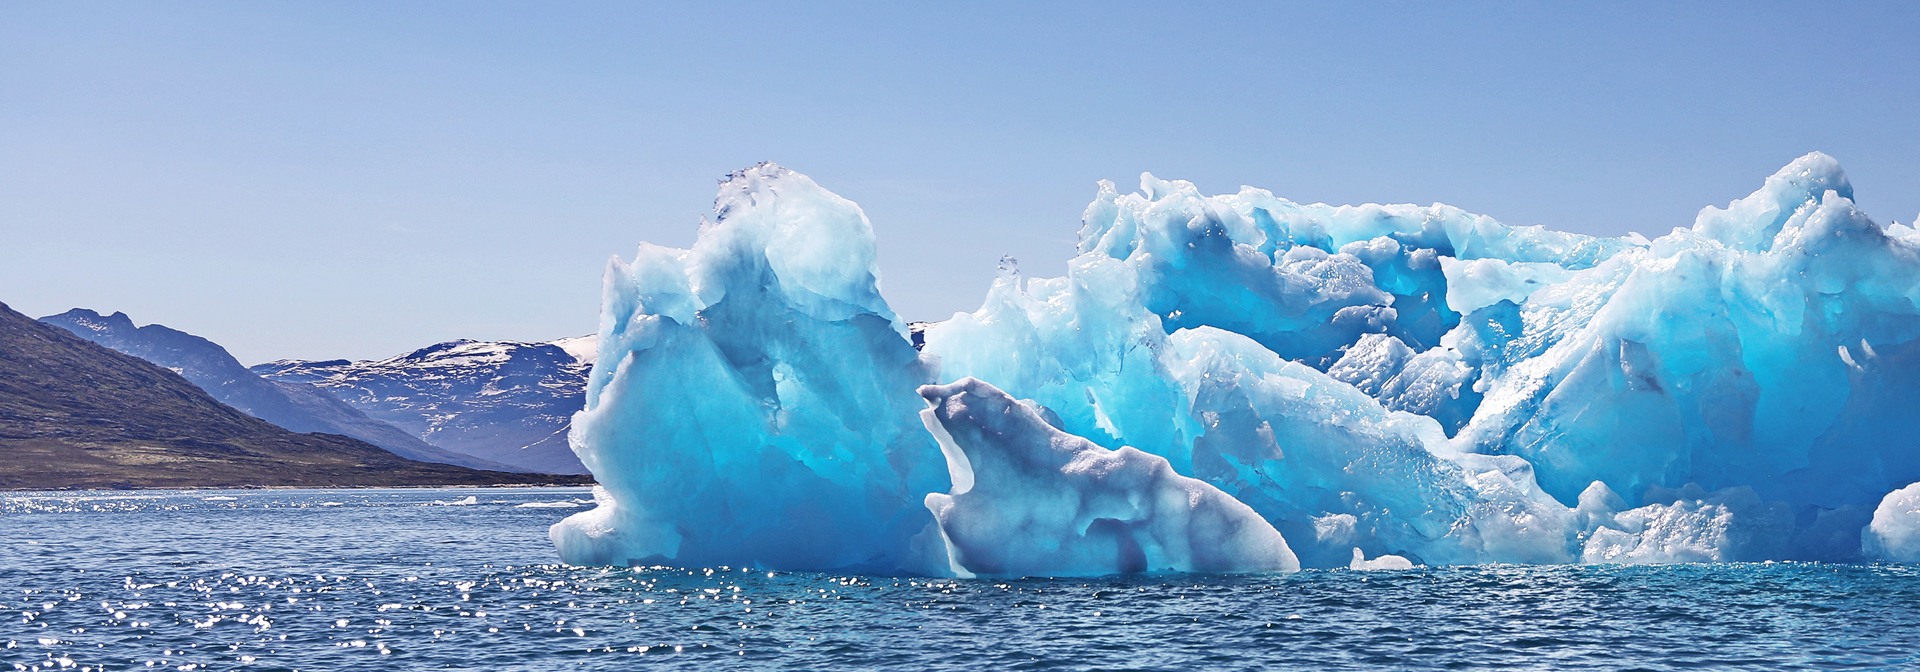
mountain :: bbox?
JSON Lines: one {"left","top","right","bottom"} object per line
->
{"left": 549, "top": 335, "right": 599, "bottom": 364}
{"left": 0, "top": 302, "right": 588, "bottom": 490}
{"left": 253, "top": 337, "right": 593, "bottom": 474}
{"left": 39, "top": 309, "right": 522, "bottom": 473}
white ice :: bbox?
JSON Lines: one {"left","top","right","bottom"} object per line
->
{"left": 917, "top": 378, "right": 1298, "bottom": 577}
{"left": 1349, "top": 548, "right": 1416, "bottom": 570}
{"left": 1437, "top": 257, "right": 1574, "bottom": 314}
{"left": 1865, "top": 483, "right": 1920, "bottom": 562}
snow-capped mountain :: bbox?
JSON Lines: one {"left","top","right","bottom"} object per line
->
{"left": 252, "top": 336, "right": 595, "bottom": 474}
{"left": 39, "top": 308, "right": 521, "bottom": 473}
{"left": 5, "top": 303, "right": 572, "bottom": 489}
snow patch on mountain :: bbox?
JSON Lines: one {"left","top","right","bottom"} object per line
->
{"left": 253, "top": 338, "right": 592, "bottom": 474}
{"left": 40, "top": 309, "right": 519, "bottom": 472}
{"left": 550, "top": 335, "right": 599, "bottom": 364}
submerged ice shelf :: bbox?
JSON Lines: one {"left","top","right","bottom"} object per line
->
{"left": 554, "top": 155, "right": 1920, "bottom": 573}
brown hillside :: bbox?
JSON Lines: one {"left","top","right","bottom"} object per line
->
{"left": 0, "top": 301, "right": 590, "bottom": 490}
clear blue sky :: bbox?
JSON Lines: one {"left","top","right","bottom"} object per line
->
{"left": 3, "top": 1, "right": 1916, "bottom": 364}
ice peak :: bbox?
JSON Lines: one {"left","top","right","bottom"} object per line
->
{"left": 688, "top": 162, "right": 901, "bottom": 329}
{"left": 1694, "top": 151, "right": 1855, "bottom": 252}
{"left": 1770, "top": 151, "right": 1852, "bottom": 200}
{"left": 713, "top": 161, "right": 797, "bottom": 219}
{"left": 720, "top": 160, "right": 792, "bottom": 185}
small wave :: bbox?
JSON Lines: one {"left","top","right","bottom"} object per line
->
{"left": 515, "top": 501, "right": 580, "bottom": 508}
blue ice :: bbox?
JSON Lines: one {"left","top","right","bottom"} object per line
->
{"left": 556, "top": 153, "right": 1920, "bottom": 572}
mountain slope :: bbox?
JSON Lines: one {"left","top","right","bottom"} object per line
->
{"left": 255, "top": 338, "right": 592, "bottom": 474}
{"left": 39, "top": 309, "right": 522, "bottom": 472}
{"left": 0, "top": 302, "right": 583, "bottom": 490}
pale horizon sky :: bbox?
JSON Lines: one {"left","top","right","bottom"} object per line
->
{"left": 4, "top": 2, "right": 1917, "bottom": 364}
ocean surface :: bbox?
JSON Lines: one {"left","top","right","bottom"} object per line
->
{"left": 2, "top": 488, "right": 1916, "bottom": 671}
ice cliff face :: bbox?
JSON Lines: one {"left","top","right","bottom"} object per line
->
{"left": 253, "top": 338, "right": 593, "bottom": 474}
{"left": 557, "top": 154, "right": 1920, "bottom": 573}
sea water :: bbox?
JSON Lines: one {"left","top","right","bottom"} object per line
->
{"left": 2, "top": 488, "right": 1916, "bottom": 671}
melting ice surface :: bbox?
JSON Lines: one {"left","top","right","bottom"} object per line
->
{"left": 556, "top": 155, "right": 1920, "bottom": 573}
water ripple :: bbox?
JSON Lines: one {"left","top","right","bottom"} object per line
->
{"left": 2, "top": 489, "right": 1918, "bottom": 671}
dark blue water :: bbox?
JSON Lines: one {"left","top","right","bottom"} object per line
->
{"left": 3, "top": 488, "right": 1917, "bottom": 671}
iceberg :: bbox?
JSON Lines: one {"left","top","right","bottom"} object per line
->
{"left": 558, "top": 153, "right": 1920, "bottom": 572}
{"left": 550, "top": 164, "right": 947, "bottom": 572}
{"left": 1455, "top": 153, "right": 1920, "bottom": 513}
{"left": 918, "top": 378, "right": 1298, "bottom": 577}
{"left": 1865, "top": 483, "right": 1920, "bottom": 562}
{"left": 925, "top": 273, "right": 1575, "bottom": 567}
{"left": 1573, "top": 482, "right": 1795, "bottom": 564}
{"left": 1349, "top": 548, "right": 1416, "bottom": 570}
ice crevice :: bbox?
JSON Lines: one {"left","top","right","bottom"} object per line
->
{"left": 553, "top": 154, "right": 1920, "bottom": 573}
